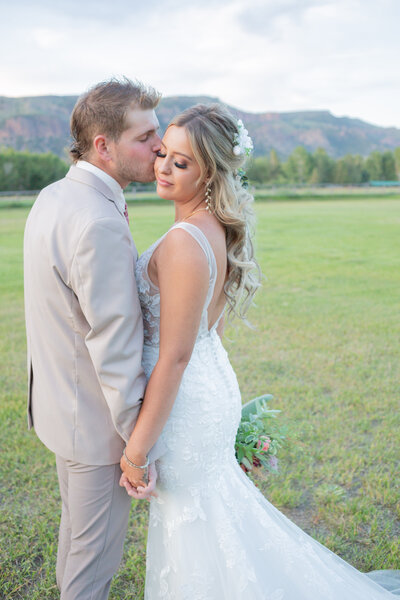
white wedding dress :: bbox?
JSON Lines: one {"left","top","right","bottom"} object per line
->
{"left": 135, "top": 222, "right": 396, "bottom": 599}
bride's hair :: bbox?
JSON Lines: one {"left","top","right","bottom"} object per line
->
{"left": 170, "top": 104, "right": 261, "bottom": 320}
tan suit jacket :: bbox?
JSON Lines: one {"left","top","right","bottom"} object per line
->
{"left": 24, "top": 165, "right": 163, "bottom": 465}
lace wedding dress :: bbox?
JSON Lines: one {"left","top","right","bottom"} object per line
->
{"left": 135, "top": 222, "right": 396, "bottom": 599}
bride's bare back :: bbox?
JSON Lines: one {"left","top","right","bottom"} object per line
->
{"left": 148, "top": 212, "right": 227, "bottom": 331}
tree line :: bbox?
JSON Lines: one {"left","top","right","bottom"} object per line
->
{"left": 1, "top": 146, "right": 400, "bottom": 192}
{"left": 0, "top": 148, "right": 68, "bottom": 192}
{"left": 246, "top": 147, "right": 400, "bottom": 185}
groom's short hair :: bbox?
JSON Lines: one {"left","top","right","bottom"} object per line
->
{"left": 70, "top": 77, "right": 161, "bottom": 162}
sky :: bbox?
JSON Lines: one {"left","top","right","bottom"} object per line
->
{"left": 1, "top": 0, "right": 400, "bottom": 128}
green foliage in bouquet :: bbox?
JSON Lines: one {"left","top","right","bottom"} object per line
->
{"left": 235, "top": 394, "right": 287, "bottom": 474}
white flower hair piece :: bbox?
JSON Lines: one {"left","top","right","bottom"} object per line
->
{"left": 233, "top": 119, "right": 253, "bottom": 157}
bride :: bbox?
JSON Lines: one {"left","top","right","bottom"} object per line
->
{"left": 119, "top": 103, "right": 396, "bottom": 598}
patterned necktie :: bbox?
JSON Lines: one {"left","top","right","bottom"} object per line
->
{"left": 124, "top": 201, "right": 129, "bottom": 225}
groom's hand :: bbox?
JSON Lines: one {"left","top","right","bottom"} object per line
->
{"left": 119, "top": 462, "right": 158, "bottom": 501}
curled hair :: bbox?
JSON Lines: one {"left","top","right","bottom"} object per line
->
{"left": 70, "top": 76, "right": 161, "bottom": 162}
{"left": 170, "top": 104, "right": 262, "bottom": 321}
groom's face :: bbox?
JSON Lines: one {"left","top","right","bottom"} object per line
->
{"left": 109, "top": 108, "right": 161, "bottom": 187}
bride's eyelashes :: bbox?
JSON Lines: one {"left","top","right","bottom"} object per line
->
{"left": 156, "top": 150, "right": 187, "bottom": 170}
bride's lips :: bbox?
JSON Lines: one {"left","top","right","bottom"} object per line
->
{"left": 157, "top": 177, "right": 173, "bottom": 187}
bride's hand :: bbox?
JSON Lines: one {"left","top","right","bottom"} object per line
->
{"left": 120, "top": 452, "right": 148, "bottom": 488}
{"left": 120, "top": 463, "right": 158, "bottom": 501}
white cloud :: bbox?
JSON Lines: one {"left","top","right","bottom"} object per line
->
{"left": 31, "top": 28, "right": 67, "bottom": 49}
{"left": 238, "top": 0, "right": 333, "bottom": 36}
{"left": 0, "top": 0, "right": 399, "bottom": 128}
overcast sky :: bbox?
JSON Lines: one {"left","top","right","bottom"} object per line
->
{"left": 1, "top": 0, "right": 399, "bottom": 128}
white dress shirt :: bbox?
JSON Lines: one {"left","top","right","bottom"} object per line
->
{"left": 76, "top": 160, "right": 126, "bottom": 217}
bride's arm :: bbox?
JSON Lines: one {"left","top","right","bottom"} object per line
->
{"left": 121, "top": 229, "right": 209, "bottom": 486}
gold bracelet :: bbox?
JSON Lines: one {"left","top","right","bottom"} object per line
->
{"left": 123, "top": 448, "right": 149, "bottom": 469}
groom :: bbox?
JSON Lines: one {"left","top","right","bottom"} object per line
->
{"left": 24, "top": 78, "right": 163, "bottom": 599}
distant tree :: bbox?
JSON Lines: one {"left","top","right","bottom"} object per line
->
{"left": 381, "top": 151, "right": 397, "bottom": 180}
{"left": 334, "top": 158, "right": 349, "bottom": 184}
{"left": 365, "top": 151, "right": 384, "bottom": 180}
{"left": 0, "top": 148, "right": 68, "bottom": 191}
{"left": 355, "top": 155, "right": 370, "bottom": 183}
{"left": 394, "top": 147, "right": 400, "bottom": 178}
{"left": 268, "top": 149, "right": 282, "bottom": 181}
{"left": 0, "top": 148, "right": 20, "bottom": 189}
{"left": 283, "top": 147, "right": 314, "bottom": 184}
{"left": 309, "top": 148, "right": 335, "bottom": 184}
{"left": 334, "top": 154, "right": 368, "bottom": 184}
{"left": 246, "top": 156, "right": 270, "bottom": 184}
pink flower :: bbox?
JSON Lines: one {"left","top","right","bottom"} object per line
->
{"left": 256, "top": 436, "right": 271, "bottom": 453}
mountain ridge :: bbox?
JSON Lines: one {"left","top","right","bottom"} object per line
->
{"left": 1, "top": 94, "right": 399, "bottom": 159}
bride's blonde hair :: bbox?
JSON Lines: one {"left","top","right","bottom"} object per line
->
{"left": 170, "top": 104, "right": 261, "bottom": 320}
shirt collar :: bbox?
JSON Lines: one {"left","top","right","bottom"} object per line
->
{"left": 76, "top": 160, "right": 126, "bottom": 216}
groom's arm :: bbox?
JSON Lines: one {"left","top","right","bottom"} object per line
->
{"left": 70, "top": 216, "right": 146, "bottom": 442}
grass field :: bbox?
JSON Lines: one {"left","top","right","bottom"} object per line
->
{"left": 1, "top": 196, "right": 400, "bottom": 598}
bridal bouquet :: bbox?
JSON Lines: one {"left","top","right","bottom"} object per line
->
{"left": 235, "top": 394, "right": 286, "bottom": 474}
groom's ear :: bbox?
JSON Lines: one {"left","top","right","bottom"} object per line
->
{"left": 93, "top": 134, "right": 112, "bottom": 162}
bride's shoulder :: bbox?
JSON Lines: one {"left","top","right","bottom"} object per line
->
{"left": 154, "top": 227, "right": 210, "bottom": 290}
{"left": 185, "top": 215, "right": 227, "bottom": 260}
{"left": 159, "top": 225, "right": 208, "bottom": 263}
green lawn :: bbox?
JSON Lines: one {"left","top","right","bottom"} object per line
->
{"left": 1, "top": 197, "right": 399, "bottom": 598}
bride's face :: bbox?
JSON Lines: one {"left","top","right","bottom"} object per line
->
{"left": 154, "top": 125, "right": 204, "bottom": 204}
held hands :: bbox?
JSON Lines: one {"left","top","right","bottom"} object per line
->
{"left": 120, "top": 449, "right": 148, "bottom": 488}
{"left": 119, "top": 463, "right": 157, "bottom": 501}
{"left": 119, "top": 462, "right": 158, "bottom": 501}
{"left": 119, "top": 449, "right": 158, "bottom": 501}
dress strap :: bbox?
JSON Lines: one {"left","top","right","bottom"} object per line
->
{"left": 170, "top": 222, "right": 217, "bottom": 306}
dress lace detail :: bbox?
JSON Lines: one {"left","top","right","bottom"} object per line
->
{"left": 135, "top": 223, "right": 395, "bottom": 599}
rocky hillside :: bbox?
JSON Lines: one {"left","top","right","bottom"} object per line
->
{"left": 1, "top": 94, "right": 399, "bottom": 160}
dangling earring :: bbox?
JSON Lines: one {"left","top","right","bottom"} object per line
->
{"left": 205, "top": 182, "right": 212, "bottom": 213}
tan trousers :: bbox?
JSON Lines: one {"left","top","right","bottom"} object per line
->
{"left": 55, "top": 456, "right": 132, "bottom": 600}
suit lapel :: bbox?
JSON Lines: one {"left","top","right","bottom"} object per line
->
{"left": 66, "top": 165, "right": 118, "bottom": 204}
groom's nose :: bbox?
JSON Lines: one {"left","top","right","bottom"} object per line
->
{"left": 152, "top": 135, "right": 162, "bottom": 153}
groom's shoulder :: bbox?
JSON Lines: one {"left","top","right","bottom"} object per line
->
{"left": 34, "top": 167, "right": 119, "bottom": 225}
{"left": 38, "top": 167, "right": 100, "bottom": 203}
